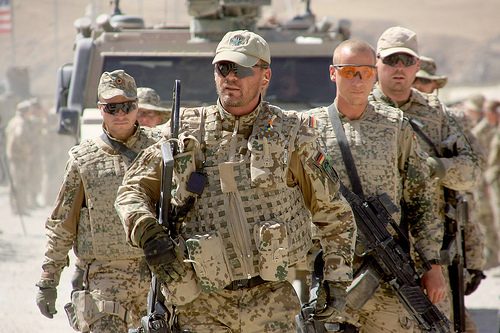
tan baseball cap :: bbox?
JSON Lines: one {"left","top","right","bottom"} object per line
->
{"left": 137, "top": 87, "right": 168, "bottom": 112}
{"left": 377, "top": 26, "right": 419, "bottom": 58}
{"left": 98, "top": 70, "right": 137, "bottom": 100}
{"left": 212, "top": 30, "right": 271, "bottom": 67}
{"left": 416, "top": 56, "right": 448, "bottom": 88}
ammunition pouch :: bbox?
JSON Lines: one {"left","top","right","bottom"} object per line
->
{"left": 254, "top": 220, "right": 290, "bottom": 281}
{"left": 64, "top": 290, "right": 132, "bottom": 332}
{"left": 346, "top": 262, "right": 382, "bottom": 310}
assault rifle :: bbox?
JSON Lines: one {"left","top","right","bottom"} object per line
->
{"left": 132, "top": 80, "right": 181, "bottom": 333}
{"left": 317, "top": 156, "right": 451, "bottom": 333}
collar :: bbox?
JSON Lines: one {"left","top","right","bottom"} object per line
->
{"left": 371, "top": 84, "right": 429, "bottom": 111}
{"left": 216, "top": 98, "right": 263, "bottom": 137}
{"left": 102, "top": 122, "right": 140, "bottom": 148}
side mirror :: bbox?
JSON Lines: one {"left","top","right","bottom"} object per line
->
{"left": 58, "top": 107, "right": 80, "bottom": 137}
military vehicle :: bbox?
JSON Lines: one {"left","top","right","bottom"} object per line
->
{"left": 55, "top": 0, "right": 350, "bottom": 141}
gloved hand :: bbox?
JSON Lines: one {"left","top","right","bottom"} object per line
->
{"left": 71, "top": 265, "right": 85, "bottom": 291}
{"left": 314, "top": 280, "right": 348, "bottom": 322}
{"left": 36, "top": 286, "right": 57, "bottom": 318}
{"left": 465, "top": 269, "right": 486, "bottom": 295}
{"left": 143, "top": 233, "right": 186, "bottom": 284}
{"left": 426, "top": 156, "right": 446, "bottom": 180}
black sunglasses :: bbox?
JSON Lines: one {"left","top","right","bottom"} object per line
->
{"left": 381, "top": 53, "right": 417, "bottom": 67}
{"left": 215, "top": 61, "right": 269, "bottom": 78}
{"left": 98, "top": 101, "right": 137, "bottom": 115}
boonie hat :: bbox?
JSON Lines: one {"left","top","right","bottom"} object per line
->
{"left": 137, "top": 87, "right": 168, "bottom": 112}
{"left": 463, "top": 94, "right": 485, "bottom": 113}
{"left": 212, "top": 30, "right": 271, "bottom": 67}
{"left": 377, "top": 26, "right": 419, "bottom": 58}
{"left": 98, "top": 70, "right": 137, "bottom": 100}
{"left": 416, "top": 56, "right": 448, "bottom": 89}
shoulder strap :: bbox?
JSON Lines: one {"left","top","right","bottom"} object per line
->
{"left": 408, "top": 118, "right": 441, "bottom": 157}
{"left": 327, "top": 103, "right": 365, "bottom": 198}
{"left": 99, "top": 132, "right": 138, "bottom": 162}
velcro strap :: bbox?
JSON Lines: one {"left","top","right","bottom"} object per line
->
{"left": 97, "top": 300, "right": 130, "bottom": 323}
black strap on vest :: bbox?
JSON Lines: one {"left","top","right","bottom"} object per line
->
{"left": 327, "top": 103, "right": 365, "bottom": 198}
{"left": 100, "top": 132, "right": 138, "bottom": 162}
{"left": 408, "top": 118, "right": 441, "bottom": 157}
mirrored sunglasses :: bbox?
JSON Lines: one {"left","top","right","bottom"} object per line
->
{"left": 98, "top": 101, "right": 137, "bottom": 115}
{"left": 215, "top": 61, "right": 269, "bottom": 79}
{"left": 381, "top": 53, "right": 417, "bottom": 67}
{"left": 333, "top": 64, "right": 377, "bottom": 80}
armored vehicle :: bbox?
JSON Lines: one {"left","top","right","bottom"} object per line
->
{"left": 55, "top": 0, "right": 350, "bottom": 141}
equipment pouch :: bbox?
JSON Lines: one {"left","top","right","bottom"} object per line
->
{"left": 185, "top": 232, "right": 233, "bottom": 293}
{"left": 64, "top": 301, "right": 83, "bottom": 332}
{"left": 70, "top": 290, "right": 105, "bottom": 332}
{"left": 346, "top": 263, "right": 381, "bottom": 310}
{"left": 254, "top": 220, "right": 290, "bottom": 281}
{"left": 248, "top": 129, "right": 287, "bottom": 188}
{"left": 173, "top": 134, "right": 200, "bottom": 205}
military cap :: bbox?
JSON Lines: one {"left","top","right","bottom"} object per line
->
{"left": 377, "top": 26, "right": 419, "bottom": 58}
{"left": 137, "top": 87, "right": 168, "bottom": 112}
{"left": 98, "top": 69, "right": 137, "bottom": 100}
{"left": 16, "top": 100, "right": 31, "bottom": 113}
{"left": 416, "top": 56, "right": 448, "bottom": 89}
{"left": 212, "top": 30, "right": 271, "bottom": 67}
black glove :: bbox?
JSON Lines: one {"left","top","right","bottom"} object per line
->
{"left": 314, "top": 280, "right": 348, "bottom": 322}
{"left": 71, "top": 265, "right": 85, "bottom": 291}
{"left": 465, "top": 269, "right": 486, "bottom": 295}
{"left": 36, "top": 286, "right": 57, "bottom": 318}
{"left": 143, "top": 234, "right": 186, "bottom": 284}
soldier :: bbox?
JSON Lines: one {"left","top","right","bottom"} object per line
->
{"left": 412, "top": 55, "right": 447, "bottom": 94}
{"left": 370, "top": 26, "right": 482, "bottom": 329}
{"left": 307, "top": 39, "right": 445, "bottom": 332}
{"left": 485, "top": 124, "right": 500, "bottom": 264}
{"left": 412, "top": 57, "right": 487, "bottom": 333}
{"left": 136, "top": 87, "right": 170, "bottom": 128}
{"left": 5, "top": 100, "right": 36, "bottom": 214}
{"left": 35, "top": 70, "right": 162, "bottom": 332}
{"left": 115, "top": 30, "right": 356, "bottom": 332}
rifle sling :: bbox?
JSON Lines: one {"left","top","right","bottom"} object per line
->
{"left": 327, "top": 103, "right": 365, "bottom": 198}
{"left": 408, "top": 118, "right": 441, "bottom": 157}
{"left": 100, "top": 132, "right": 138, "bottom": 163}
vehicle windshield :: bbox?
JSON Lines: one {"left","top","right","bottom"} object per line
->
{"left": 103, "top": 55, "right": 335, "bottom": 109}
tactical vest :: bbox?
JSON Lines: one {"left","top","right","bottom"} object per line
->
{"left": 310, "top": 103, "right": 404, "bottom": 222}
{"left": 175, "top": 103, "right": 313, "bottom": 291}
{"left": 73, "top": 127, "right": 161, "bottom": 260}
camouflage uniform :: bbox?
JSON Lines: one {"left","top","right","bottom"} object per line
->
{"left": 370, "top": 85, "right": 482, "bottom": 326}
{"left": 37, "top": 70, "right": 162, "bottom": 332}
{"left": 307, "top": 100, "right": 440, "bottom": 332}
{"left": 115, "top": 100, "right": 356, "bottom": 332}
{"left": 5, "top": 100, "right": 36, "bottom": 214}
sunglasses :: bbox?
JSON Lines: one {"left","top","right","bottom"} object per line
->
{"left": 415, "top": 77, "right": 433, "bottom": 85}
{"left": 98, "top": 101, "right": 137, "bottom": 115}
{"left": 380, "top": 53, "right": 417, "bottom": 67}
{"left": 333, "top": 64, "right": 377, "bottom": 80}
{"left": 215, "top": 61, "right": 269, "bottom": 78}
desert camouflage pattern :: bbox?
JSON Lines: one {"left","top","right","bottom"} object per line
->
{"left": 115, "top": 101, "right": 355, "bottom": 303}
{"left": 370, "top": 86, "right": 482, "bottom": 326}
{"left": 71, "top": 258, "right": 150, "bottom": 332}
{"left": 40, "top": 125, "right": 161, "bottom": 281}
{"left": 307, "top": 102, "right": 442, "bottom": 332}
{"left": 176, "top": 280, "right": 300, "bottom": 332}
{"left": 98, "top": 69, "right": 137, "bottom": 100}
{"left": 307, "top": 102, "right": 441, "bottom": 261}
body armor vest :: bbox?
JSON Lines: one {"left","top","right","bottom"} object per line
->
{"left": 312, "top": 103, "right": 404, "bottom": 221}
{"left": 176, "top": 104, "right": 313, "bottom": 284}
{"left": 73, "top": 127, "right": 160, "bottom": 260}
